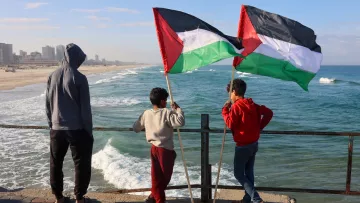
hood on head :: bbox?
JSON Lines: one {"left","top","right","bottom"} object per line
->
{"left": 64, "top": 43, "right": 86, "bottom": 69}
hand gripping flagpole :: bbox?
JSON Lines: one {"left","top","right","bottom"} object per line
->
{"left": 213, "top": 66, "right": 236, "bottom": 203}
{"left": 165, "top": 74, "right": 194, "bottom": 203}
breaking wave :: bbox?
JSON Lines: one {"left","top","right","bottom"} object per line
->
{"left": 319, "top": 77, "right": 360, "bottom": 86}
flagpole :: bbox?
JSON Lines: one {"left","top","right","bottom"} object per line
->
{"left": 165, "top": 74, "right": 194, "bottom": 203}
{"left": 213, "top": 66, "right": 236, "bottom": 203}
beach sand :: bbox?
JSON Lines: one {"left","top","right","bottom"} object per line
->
{"left": 0, "top": 65, "right": 146, "bottom": 90}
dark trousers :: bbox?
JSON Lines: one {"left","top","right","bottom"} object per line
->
{"left": 50, "top": 129, "right": 94, "bottom": 200}
{"left": 150, "top": 145, "right": 176, "bottom": 203}
{"left": 234, "top": 142, "right": 262, "bottom": 203}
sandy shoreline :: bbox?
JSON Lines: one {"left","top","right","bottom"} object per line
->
{"left": 0, "top": 65, "right": 149, "bottom": 91}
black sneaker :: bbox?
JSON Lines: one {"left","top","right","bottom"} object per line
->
{"left": 145, "top": 196, "right": 155, "bottom": 203}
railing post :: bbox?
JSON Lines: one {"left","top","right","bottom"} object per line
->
{"left": 201, "top": 114, "right": 210, "bottom": 202}
{"left": 346, "top": 136, "right": 354, "bottom": 193}
{"left": 208, "top": 164, "right": 212, "bottom": 200}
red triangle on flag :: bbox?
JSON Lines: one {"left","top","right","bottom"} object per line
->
{"left": 153, "top": 8, "right": 184, "bottom": 73}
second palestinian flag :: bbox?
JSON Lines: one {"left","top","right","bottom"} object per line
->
{"left": 153, "top": 7, "right": 243, "bottom": 74}
{"left": 233, "top": 5, "right": 322, "bottom": 91}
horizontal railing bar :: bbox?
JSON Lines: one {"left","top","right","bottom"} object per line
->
{"left": 103, "top": 184, "right": 360, "bottom": 196}
{"left": 104, "top": 185, "right": 201, "bottom": 193}
{"left": 213, "top": 185, "right": 360, "bottom": 196}
{"left": 1, "top": 124, "right": 359, "bottom": 136}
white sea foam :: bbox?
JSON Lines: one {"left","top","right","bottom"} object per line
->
{"left": 237, "top": 71, "right": 258, "bottom": 78}
{"left": 94, "top": 70, "right": 139, "bottom": 85}
{"left": 40, "top": 90, "right": 46, "bottom": 97}
{"left": 91, "top": 97, "right": 142, "bottom": 107}
{"left": 186, "top": 71, "right": 193, "bottom": 74}
{"left": 92, "top": 139, "right": 237, "bottom": 198}
{"left": 319, "top": 77, "right": 336, "bottom": 84}
{"left": 0, "top": 95, "right": 45, "bottom": 124}
{"left": 209, "top": 69, "right": 216, "bottom": 72}
{"left": 95, "top": 78, "right": 112, "bottom": 84}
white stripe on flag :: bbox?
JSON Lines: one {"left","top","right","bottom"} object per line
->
{"left": 256, "top": 34, "right": 323, "bottom": 74}
{"left": 177, "top": 29, "right": 243, "bottom": 54}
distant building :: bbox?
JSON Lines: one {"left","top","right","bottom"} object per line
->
{"left": 0, "top": 43, "right": 13, "bottom": 64}
{"left": 0, "top": 49, "right": 3, "bottom": 64}
{"left": 56, "top": 45, "right": 65, "bottom": 61}
{"left": 42, "top": 46, "right": 56, "bottom": 60}
{"left": 30, "top": 52, "right": 42, "bottom": 60}
{"left": 19, "top": 50, "right": 27, "bottom": 59}
{"left": 95, "top": 54, "right": 99, "bottom": 62}
{"left": 20, "top": 51, "right": 58, "bottom": 66}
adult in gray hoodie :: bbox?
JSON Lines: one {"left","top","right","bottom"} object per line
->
{"left": 46, "top": 43, "right": 93, "bottom": 203}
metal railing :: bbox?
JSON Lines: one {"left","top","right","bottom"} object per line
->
{"left": 1, "top": 114, "right": 359, "bottom": 202}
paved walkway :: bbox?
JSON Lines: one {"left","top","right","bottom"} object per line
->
{"left": 0, "top": 188, "right": 295, "bottom": 203}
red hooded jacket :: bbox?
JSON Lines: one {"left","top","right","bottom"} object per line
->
{"left": 222, "top": 98, "right": 273, "bottom": 146}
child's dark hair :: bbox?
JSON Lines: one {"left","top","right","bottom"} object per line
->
{"left": 227, "top": 78, "right": 247, "bottom": 96}
{"left": 150, "top": 87, "right": 169, "bottom": 106}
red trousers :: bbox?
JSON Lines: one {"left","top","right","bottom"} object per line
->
{"left": 150, "top": 145, "right": 176, "bottom": 203}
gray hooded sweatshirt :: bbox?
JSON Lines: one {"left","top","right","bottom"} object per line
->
{"left": 45, "top": 43, "right": 93, "bottom": 135}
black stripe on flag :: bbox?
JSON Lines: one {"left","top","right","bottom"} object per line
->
{"left": 155, "top": 8, "right": 243, "bottom": 50}
{"left": 246, "top": 6, "right": 321, "bottom": 53}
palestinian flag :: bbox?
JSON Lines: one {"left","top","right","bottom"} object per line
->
{"left": 153, "top": 7, "right": 243, "bottom": 74}
{"left": 233, "top": 5, "right": 322, "bottom": 91}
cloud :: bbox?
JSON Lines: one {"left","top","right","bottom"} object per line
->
{"left": 0, "top": 25, "right": 60, "bottom": 30}
{"left": 86, "top": 15, "right": 111, "bottom": 22}
{"left": 0, "top": 18, "right": 49, "bottom": 23}
{"left": 71, "top": 9, "right": 101, "bottom": 13}
{"left": 118, "top": 22, "right": 153, "bottom": 27}
{"left": 25, "top": 2, "right": 48, "bottom": 9}
{"left": 105, "top": 7, "right": 139, "bottom": 14}
{"left": 71, "top": 7, "right": 139, "bottom": 14}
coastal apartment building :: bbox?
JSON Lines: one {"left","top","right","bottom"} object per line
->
{"left": 0, "top": 43, "right": 13, "bottom": 65}
{"left": 42, "top": 46, "right": 56, "bottom": 60}
{"left": 56, "top": 45, "right": 65, "bottom": 61}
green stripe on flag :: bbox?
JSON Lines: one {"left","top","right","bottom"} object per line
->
{"left": 237, "top": 52, "right": 316, "bottom": 91}
{"left": 170, "top": 41, "right": 242, "bottom": 74}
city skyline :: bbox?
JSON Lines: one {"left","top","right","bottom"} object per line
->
{"left": 1, "top": 0, "right": 360, "bottom": 65}
{"left": 0, "top": 41, "right": 129, "bottom": 66}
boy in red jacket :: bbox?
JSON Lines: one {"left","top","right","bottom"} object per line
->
{"left": 222, "top": 79, "right": 273, "bottom": 203}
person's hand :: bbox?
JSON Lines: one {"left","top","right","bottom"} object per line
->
{"left": 223, "top": 100, "right": 232, "bottom": 108}
{"left": 171, "top": 102, "right": 180, "bottom": 109}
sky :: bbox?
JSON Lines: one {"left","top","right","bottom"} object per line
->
{"left": 0, "top": 0, "right": 360, "bottom": 65}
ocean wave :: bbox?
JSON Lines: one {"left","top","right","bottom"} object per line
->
{"left": 94, "top": 70, "right": 139, "bottom": 85}
{"left": 92, "top": 139, "right": 237, "bottom": 197}
{"left": 91, "top": 97, "right": 142, "bottom": 107}
{"left": 0, "top": 95, "right": 45, "bottom": 123}
{"left": 237, "top": 71, "right": 258, "bottom": 78}
{"left": 95, "top": 78, "right": 112, "bottom": 84}
{"left": 319, "top": 77, "right": 360, "bottom": 86}
{"left": 0, "top": 129, "right": 52, "bottom": 189}
{"left": 319, "top": 77, "right": 336, "bottom": 84}
{"left": 186, "top": 70, "right": 193, "bottom": 74}
{"left": 40, "top": 90, "right": 46, "bottom": 97}
{"left": 209, "top": 69, "right": 216, "bottom": 72}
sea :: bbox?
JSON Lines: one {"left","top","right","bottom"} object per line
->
{"left": 0, "top": 65, "right": 359, "bottom": 203}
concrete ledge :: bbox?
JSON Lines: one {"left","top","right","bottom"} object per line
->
{"left": 0, "top": 188, "right": 295, "bottom": 203}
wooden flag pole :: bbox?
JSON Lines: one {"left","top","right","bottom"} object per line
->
{"left": 213, "top": 66, "right": 236, "bottom": 203}
{"left": 165, "top": 74, "right": 194, "bottom": 203}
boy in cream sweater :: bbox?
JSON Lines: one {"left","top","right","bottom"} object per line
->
{"left": 133, "top": 87, "right": 185, "bottom": 203}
